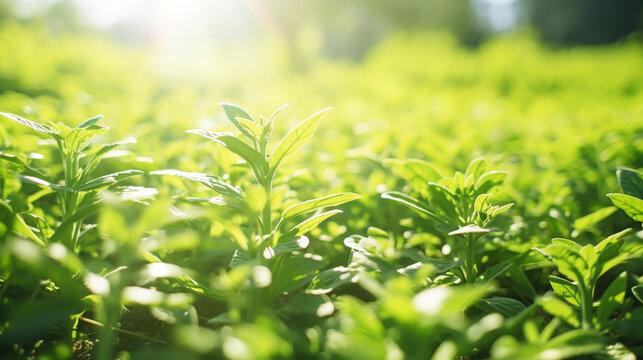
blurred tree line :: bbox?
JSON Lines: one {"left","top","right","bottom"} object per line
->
{"left": 0, "top": 0, "right": 641, "bottom": 65}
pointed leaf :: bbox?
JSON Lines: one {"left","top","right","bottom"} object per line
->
{"left": 632, "top": 285, "right": 643, "bottom": 303}
{"left": 76, "top": 170, "right": 143, "bottom": 191}
{"left": 573, "top": 206, "right": 618, "bottom": 234}
{"left": 290, "top": 209, "right": 342, "bottom": 236}
{"left": 220, "top": 103, "right": 256, "bottom": 141}
{"left": 381, "top": 191, "right": 440, "bottom": 221}
{"left": 187, "top": 130, "right": 265, "bottom": 171}
{"left": 151, "top": 169, "right": 243, "bottom": 201}
{"left": 484, "top": 297, "right": 526, "bottom": 317}
{"left": 282, "top": 192, "right": 360, "bottom": 220}
{"left": 0, "top": 112, "right": 57, "bottom": 135}
{"left": 77, "top": 115, "right": 104, "bottom": 128}
{"left": 269, "top": 108, "right": 330, "bottom": 169}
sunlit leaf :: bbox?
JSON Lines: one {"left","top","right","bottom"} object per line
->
{"left": 269, "top": 107, "right": 330, "bottom": 170}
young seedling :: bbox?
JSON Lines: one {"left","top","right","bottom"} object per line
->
{"left": 382, "top": 158, "right": 514, "bottom": 283}
{"left": 537, "top": 229, "right": 641, "bottom": 330}
{"left": 0, "top": 112, "right": 143, "bottom": 253}
{"left": 153, "top": 103, "right": 360, "bottom": 312}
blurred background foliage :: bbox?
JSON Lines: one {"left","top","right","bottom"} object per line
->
{"left": 0, "top": 0, "right": 642, "bottom": 359}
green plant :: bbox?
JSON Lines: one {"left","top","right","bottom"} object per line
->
{"left": 0, "top": 112, "right": 142, "bottom": 253}
{"left": 382, "top": 158, "right": 514, "bottom": 284}
{"left": 152, "top": 103, "right": 360, "bottom": 319}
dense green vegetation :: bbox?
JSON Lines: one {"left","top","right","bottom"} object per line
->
{"left": 1, "top": 21, "right": 642, "bottom": 359}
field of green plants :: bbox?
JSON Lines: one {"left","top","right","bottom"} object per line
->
{"left": 1, "top": 21, "right": 642, "bottom": 359}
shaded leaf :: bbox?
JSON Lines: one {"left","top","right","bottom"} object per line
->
{"left": 484, "top": 297, "right": 526, "bottom": 317}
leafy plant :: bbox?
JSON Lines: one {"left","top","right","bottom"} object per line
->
{"left": 153, "top": 103, "right": 360, "bottom": 319}
{"left": 382, "top": 158, "right": 514, "bottom": 283}
{"left": 0, "top": 112, "right": 143, "bottom": 253}
{"left": 537, "top": 229, "right": 641, "bottom": 330}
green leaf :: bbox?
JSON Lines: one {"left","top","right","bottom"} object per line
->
{"left": 187, "top": 130, "right": 265, "bottom": 174}
{"left": 235, "top": 116, "right": 260, "bottom": 138}
{"left": 381, "top": 191, "right": 440, "bottom": 221}
{"left": 484, "top": 297, "right": 526, "bottom": 317}
{"left": 20, "top": 175, "right": 72, "bottom": 192}
{"left": 76, "top": 170, "right": 143, "bottom": 191}
{"left": 596, "top": 271, "right": 627, "bottom": 325}
{"left": 281, "top": 192, "right": 360, "bottom": 220}
{"left": 426, "top": 182, "right": 458, "bottom": 224}
{"left": 0, "top": 112, "right": 58, "bottom": 135}
{"left": 549, "top": 275, "right": 581, "bottom": 307}
{"left": 290, "top": 209, "right": 342, "bottom": 236}
{"left": 573, "top": 206, "right": 618, "bottom": 234}
{"left": 419, "top": 257, "right": 464, "bottom": 273}
{"left": 607, "top": 193, "right": 643, "bottom": 221}
{"left": 384, "top": 158, "right": 442, "bottom": 189}
{"left": 0, "top": 152, "right": 53, "bottom": 181}
{"left": 465, "top": 158, "right": 486, "bottom": 180}
{"left": 220, "top": 103, "right": 256, "bottom": 141}
{"left": 449, "top": 224, "right": 491, "bottom": 236}
{"left": 77, "top": 115, "right": 104, "bottom": 128}
{"left": 475, "top": 171, "right": 508, "bottom": 194}
{"left": 539, "top": 294, "right": 580, "bottom": 327}
{"left": 151, "top": 169, "right": 243, "bottom": 201}
{"left": 50, "top": 201, "right": 100, "bottom": 243}
{"left": 82, "top": 137, "right": 137, "bottom": 178}
{"left": 616, "top": 168, "right": 643, "bottom": 199}
{"left": 477, "top": 261, "right": 513, "bottom": 283}
{"left": 632, "top": 285, "right": 643, "bottom": 303}
{"left": 269, "top": 107, "right": 330, "bottom": 169}
{"left": 308, "top": 266, "right": 358, "bottom": 295}
{"left": 270, "top": 253, "right": 326, "bottom": 299}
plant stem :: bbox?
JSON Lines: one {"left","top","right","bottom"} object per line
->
{"left": 579, "top": 281, "right": 594, "bottom": 330}
{"left": 464, "top": 234, "right": 477, "bottom": 283}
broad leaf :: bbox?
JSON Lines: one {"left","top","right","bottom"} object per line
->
{"left": 596, "top": 271, "right": 627, "bottom": 325}
{"left": 281, "top": 192, "right": 360, "bottom": 220}
{"left": 539, "top": 294, "right": 580, "bottom": 327}
{"left": 484, "top": 297, "right": 526, "bottom": 317}
{"left": 607, "top": 193, "right": 643, "bottom": 221}
{"left": 269, "top": 108, "right": 330, "bottom": 169}
{"left": 476, "top": 171, "right": 508, "bottom": 194}
{"left": 549, "top": 275, "right": 581, "bottom": 307}
{"left": 270, "top": 253, "right": 326, "bottom": 299}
